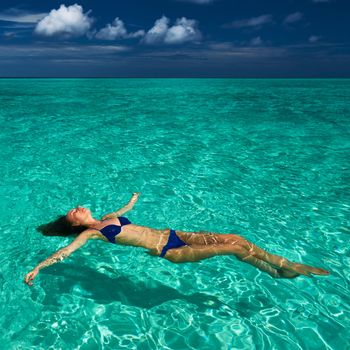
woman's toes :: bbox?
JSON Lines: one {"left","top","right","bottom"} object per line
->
{"left": 293, "top": 264, "right": 330, "bottom": 276}
{"left": 310, "top": 267, "right": 330, "bottom": 275}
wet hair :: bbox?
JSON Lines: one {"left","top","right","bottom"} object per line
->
{"left": 36, "top": 215, "right": 88, "bottom": 237}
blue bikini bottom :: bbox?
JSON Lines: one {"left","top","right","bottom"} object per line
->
{"left": 160, "top": 229, "right": 187, "bottom": 258}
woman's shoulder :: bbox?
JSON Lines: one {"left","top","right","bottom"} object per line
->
{"left": 81, "top": 228, "right": 104, "bottom": 241}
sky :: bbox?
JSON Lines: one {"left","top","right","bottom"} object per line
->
{"left": 0, "top": 0, "right": 349, "bottom": 77}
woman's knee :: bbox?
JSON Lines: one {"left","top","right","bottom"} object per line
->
{"left": 164, "top": 248, "right": 194, "bottom": 263}
{"left": 233, "top": 244, "right": 252, "bottom": 260}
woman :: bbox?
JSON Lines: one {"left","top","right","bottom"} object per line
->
{"left": 24, "top": 192, "right": 330, "bottom": 285}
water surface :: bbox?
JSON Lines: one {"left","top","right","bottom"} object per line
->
{"left": 0, "top": 78, "right": 349, "bottom": 349}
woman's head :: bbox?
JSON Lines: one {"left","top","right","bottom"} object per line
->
{"left": 66, "top": 206, "right": 93, "bottom": 226}
{"left": 37, "top": 206, "right": 92, "bottom": 237}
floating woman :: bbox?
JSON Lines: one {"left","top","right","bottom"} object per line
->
{"left": 24, "top": 192, "right": 330, "bottom": 285}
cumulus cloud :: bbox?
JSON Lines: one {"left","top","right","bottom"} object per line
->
{"left": 143, "top": 16, "right": 201, "bottom": 45}
{"left": 165, "top": 17, "right": 201, "bottom": 44}
{"left": 143, "top": 16, "right": 169, "bottom": 44}
{"left": 34, "top": 4, "right": 93, "bottom": 37}
{"left": 283, "top": 12, "right": 303, "bottom": 24}
{"left": 95, "top": 17, "right": 144, "bottom": 40}
{"left": 223, "top": 14, "right": 273, "bottom": 29}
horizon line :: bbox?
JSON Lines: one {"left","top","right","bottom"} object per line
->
{"left": 1, "top": 76, "right": 350, "bottom": 79}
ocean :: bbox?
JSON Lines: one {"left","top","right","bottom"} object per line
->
{"left": 1, "top": 78, "right": 349, "bottom": 349}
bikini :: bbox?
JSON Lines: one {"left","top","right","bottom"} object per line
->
{"left": 99, "top": 217, "right": 187, "bottom": 257}
{"left": 99, "top": 216, "right": 132, "bottom": 243}
{"left": 160, "top": 229, "right": 187, "bottom": 257}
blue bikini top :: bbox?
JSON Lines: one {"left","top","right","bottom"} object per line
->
{"left": 99, "top": 216, "right": 132, "bottom": 243}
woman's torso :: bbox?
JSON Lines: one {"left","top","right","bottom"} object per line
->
{"left": 88, "top": 217, "right": 219, "bottom": 254}
{"left": 90, "top": 217, "right": 171, "bottom": 252}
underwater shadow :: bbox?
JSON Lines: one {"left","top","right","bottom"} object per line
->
{"left": 41, "top": 264, "right": 225, "bottom": 311}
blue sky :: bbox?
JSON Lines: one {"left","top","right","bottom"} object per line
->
{"left": 0, "top": 0, "right": 349, "bottom": 77}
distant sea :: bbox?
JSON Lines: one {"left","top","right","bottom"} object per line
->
{"left": 1, "top": 78, "right": 349, "bottom": 349}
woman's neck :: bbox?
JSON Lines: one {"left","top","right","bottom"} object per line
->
{"left": 84, "top": 218, "right": 102, "bottom": 228}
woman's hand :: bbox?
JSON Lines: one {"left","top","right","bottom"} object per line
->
{"left": 24, "top": 268, "right": 39, "bottom": 286}
{"left": 131, "top": 192, "right": 141, "bottom": 202}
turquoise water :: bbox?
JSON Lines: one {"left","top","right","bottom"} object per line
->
{"left": 1, "top": 78, "right": 349, "bottom": 349}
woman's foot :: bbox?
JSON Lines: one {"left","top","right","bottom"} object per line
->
{"left": 283, "top": 262, "right": 330, "bottom": 277}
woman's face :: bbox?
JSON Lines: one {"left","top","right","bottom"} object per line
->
{"left": 66, "top": 206, "right": 92, "bottom": 226}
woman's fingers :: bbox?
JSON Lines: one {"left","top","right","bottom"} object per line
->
{"left": 24, "top": 273, "right": 32, "bottom": 285}
{"left": 24, "top": 270, "right": 38, "bottom": 286}
{"left": 24, "top": 273, "right": 32, "bottom": 284}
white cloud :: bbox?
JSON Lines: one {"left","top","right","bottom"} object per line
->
{"left": 309, "top": 35, "right": 321, "bottom": 43}
{"left": 0, "top": 8, "right": 47, "bottom": 23}
{"left": 143, "top": 16, "right": 169, "bottom": 44}
{"left": 95, "top": 17, "right": 144, "bottom": 40}
{"left": 143, "top": 16, "right": 201, "bottom": 45}
{"left": 223, "top": 14, "right": 273, "bottom": 29}
{"left": 34, "top": 4, "right": 93, "bottom": 37}
{"left": 284, "top": 12, "right": 303, "bottom": 24}
{"left": 165, "top": 18, "right": 201, "bottom": 44}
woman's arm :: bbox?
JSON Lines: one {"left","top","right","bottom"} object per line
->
{"left": 24, "top": 230, "right": 93, "bottom": 286}
{"left": 102, "top": 192, "right": 141, "bottom": 220}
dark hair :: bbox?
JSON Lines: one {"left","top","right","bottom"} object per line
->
{"left": 36, "top": 215, "right": 88, "bottom": 237}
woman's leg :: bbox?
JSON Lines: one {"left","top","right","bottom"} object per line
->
{"left": 175, "top": 231, "right": 330, "bottom": 278}
{"left": 226, "top": 237, "right": 330, "bottom": 277}
{"left": 165, "top": 240, "right": 329, "bottom": 278}
{"left": 163, "top": 244, "right": 284, "bottom": 278}
{"left": 184, "top": 232, "right": 300, "bottom": 269}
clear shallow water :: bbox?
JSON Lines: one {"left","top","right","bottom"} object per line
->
{"left": 0, "top": 78, "right": 349, "bottom": 350}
